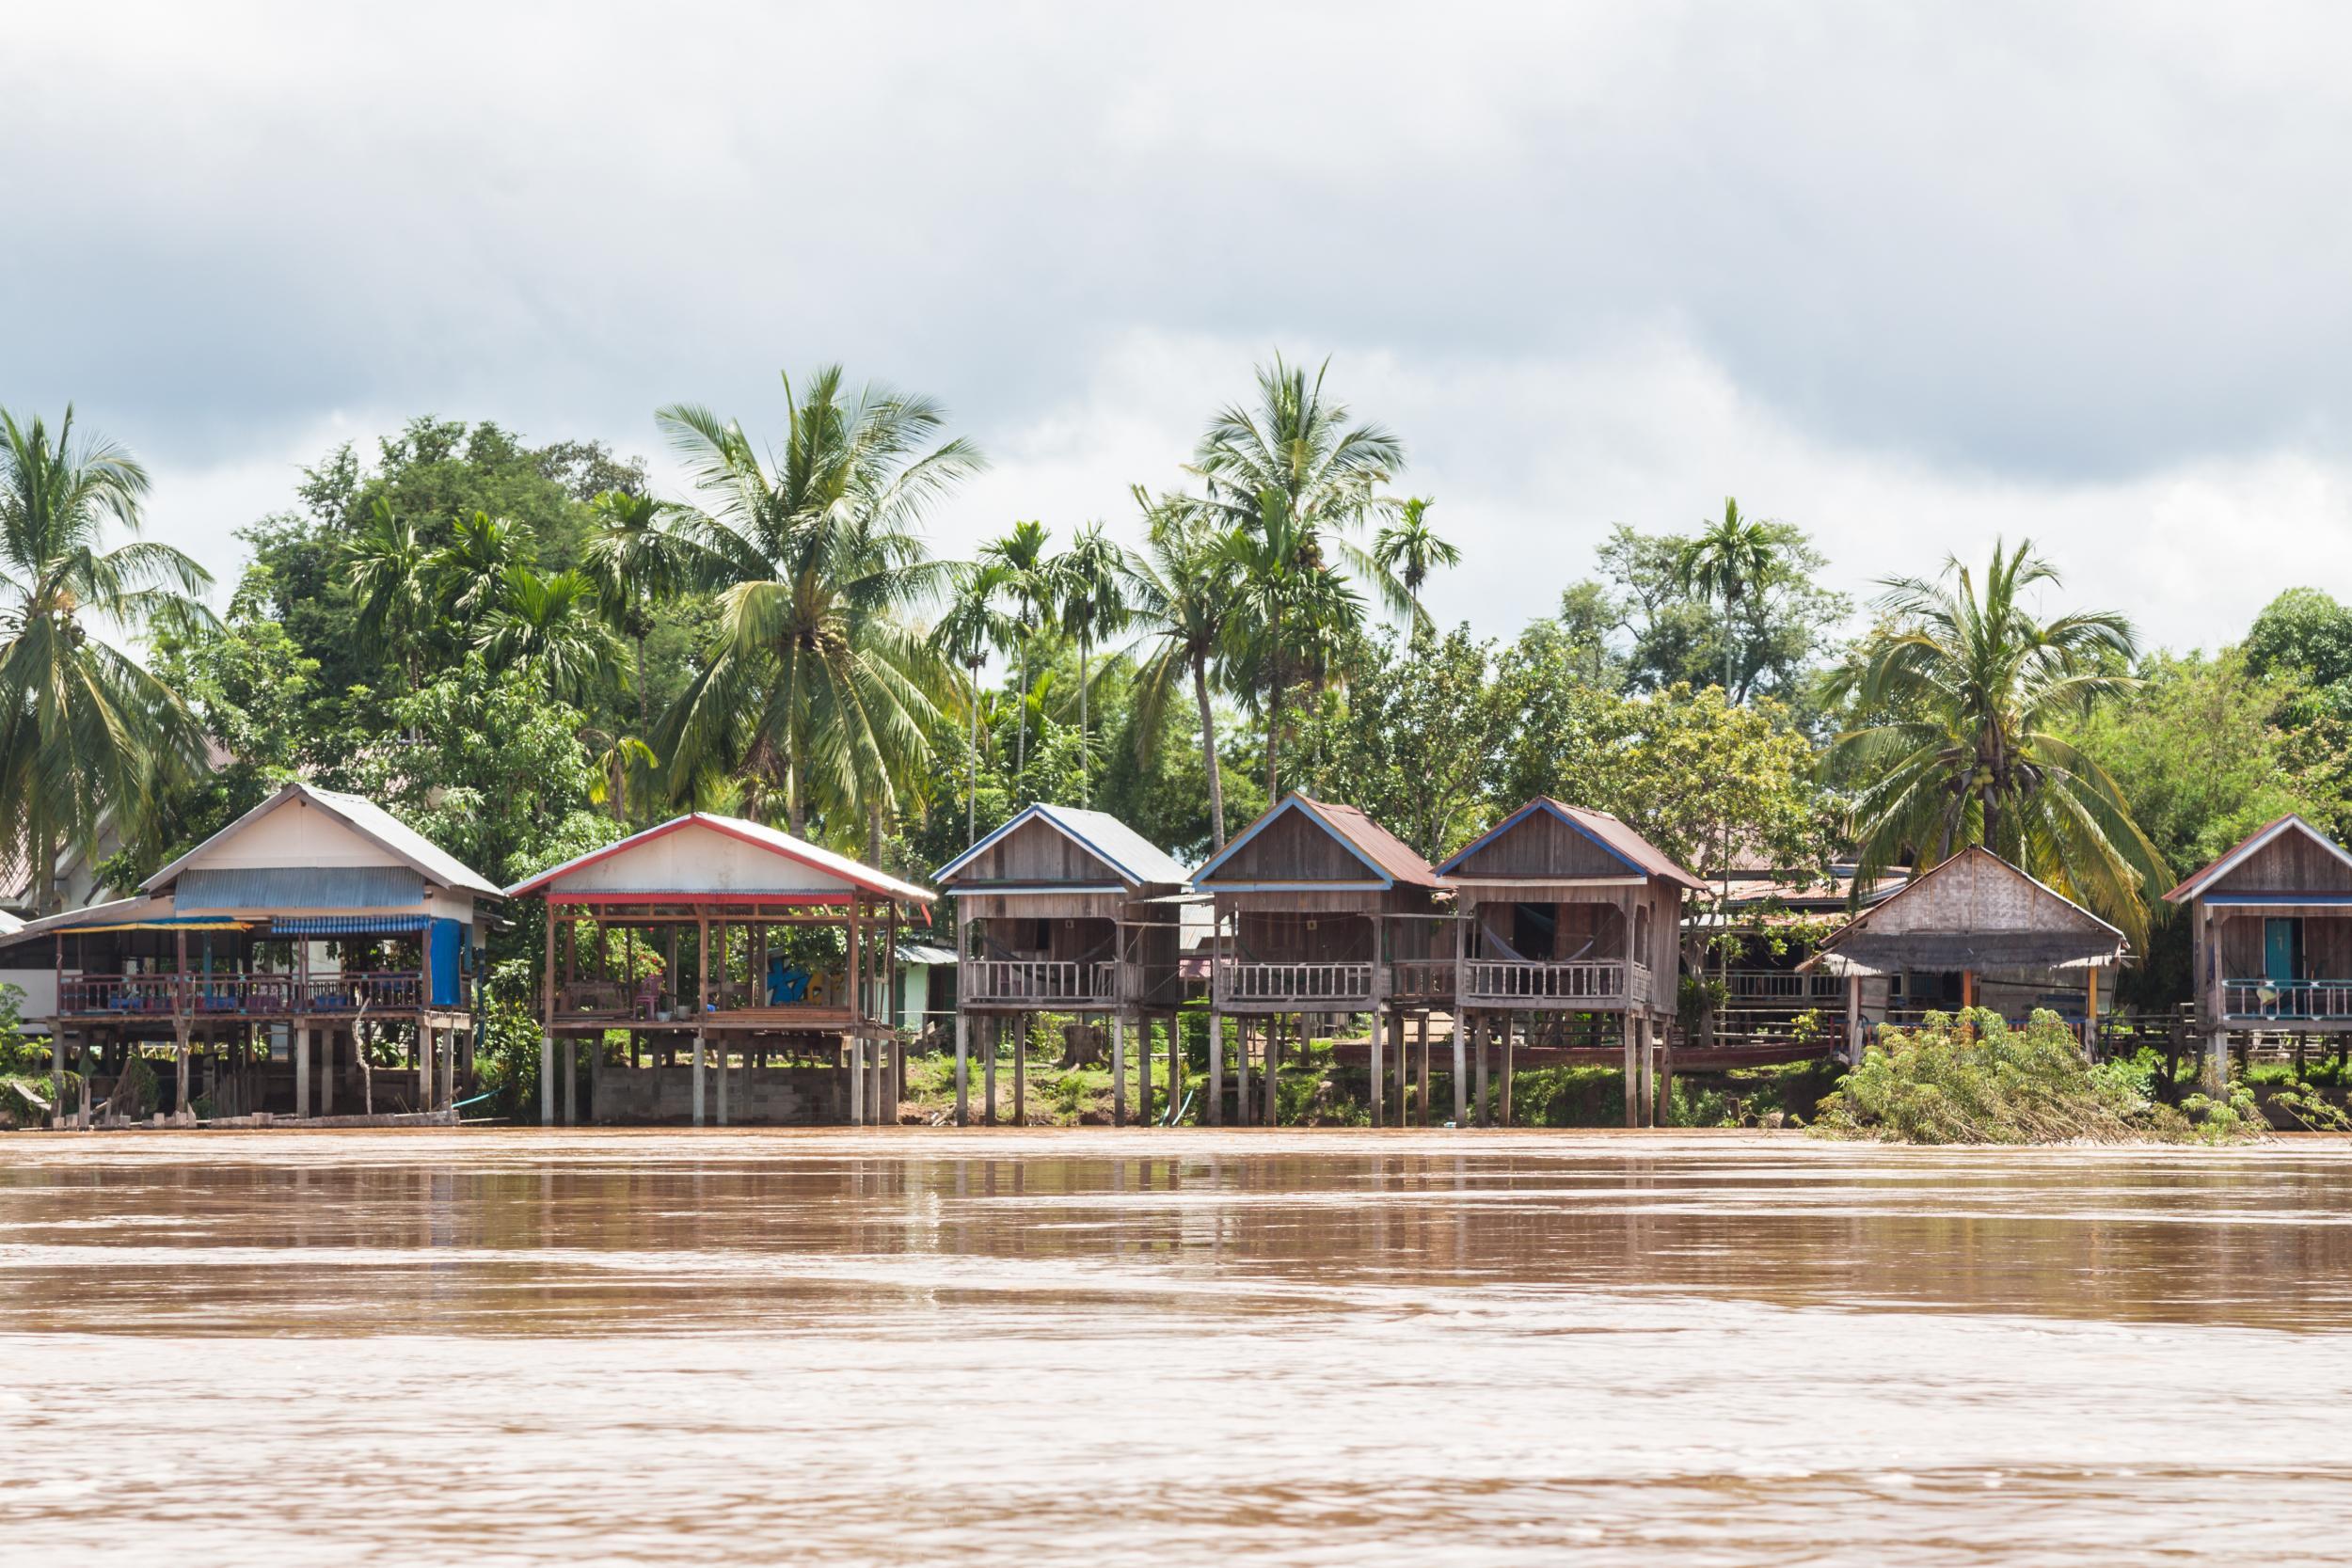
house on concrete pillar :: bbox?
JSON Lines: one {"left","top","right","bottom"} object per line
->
{"left": 0, "top": 781, "right": 499, "bottom": 1125}
{"left": 931, "top": 802, "right": 1191, "bottom": 1127}
{"left": 2164, "top": 814, "right": 2352, "bottom": 1037}
{"left": 1437, "top": 798, "right": 1702, "bottom": 1126}
{"left": 505, "top": 813, "right": 932, "bottom": 1126}
{"left": 1801, "top": 845, "right": 2127, "bottom": 1059}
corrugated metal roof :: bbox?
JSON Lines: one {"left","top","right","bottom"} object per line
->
{"left": 142, "top": 783, "right": 501, "bottom": 899}
{"left": 1294, "top": 796, "right": 1439, "bottom": 887}
{"left": 506, "top": 813, "right": 934, "bottom": 904}
{"left": 175, "top": 865, "right": 426, "bottom": 912}
{"left": 1436, "top": 797, "right": 1707, "bottom": 892}
{"left": 933, "top": 802, "right": 1193, "bottom": 888}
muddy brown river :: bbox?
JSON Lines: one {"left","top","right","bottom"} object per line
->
{"left": 2, "top": 1129, "right": 2348, "bottom": 1565}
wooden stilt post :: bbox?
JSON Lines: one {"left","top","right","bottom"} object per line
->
{"left": 1501, "top": 1013, "right": 1516, "bottom": 1127}
{"left": 1845, "top": 971, "right": 1863, "bottom": 1067}
{"left": 2086, "top": 963, "right": 2102, "bottom": 1057}
{"left": 1234, "top": 1016, "right": 1249, "bottom": 1126}
{"left": 1166, "top": 1012, "right": 1181, "bottom": 1124}
{"left": 1622, "top": 1007, "right": 1639, "bottom": 1129}
{"left": 983, "top": 1015, "right": 997, "bottom": 1125}
{"left": 1369, "top": 1006, "right": 1383, "bottom": 1129}
{"left": 1393, "top": 1009, "right": 1408, "bottom": 1128}
{"left": 1113, "top": 1016, "right": 1128, "bottom": 1127}
{"left": 1474, "top": 1011, "right": 1490, "bottom": 1128}
{"left": 542, "top": 907, "right": 558, "bottom": 1127}
{"left": 581, "top": 1028, "right": 596, "bottom": 1125}
{"left": 1263, "top": 1013, "right": 1281, "bottom": 1127}
{"left": 1416, "top": 1011, "right": 1430, "bottom": 1128}
{"left": 1012, "top": 1012, "right": 1026, "bottom": 1127}
{"left": 1138, "top": 1015, "right": 1154, "bottom": 1126}
{"left": 1451, "top": 1006, "right": 1467, "bottom": 1127}
{"left": 1209, "top": 1011, "right": 1224, "bottom": 1126}
{"left": 955, "top": 1012, "right": 970, "bottom": 1127}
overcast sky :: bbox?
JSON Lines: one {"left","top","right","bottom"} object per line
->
{"left": 7, "top": 2, "right": 2350, "bottom": 654}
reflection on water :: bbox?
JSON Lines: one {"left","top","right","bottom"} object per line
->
{"left": 2, "top": 1130, "right": 2350, "bottom": 1564}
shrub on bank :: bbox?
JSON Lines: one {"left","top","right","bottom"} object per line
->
{"left": 1811, "top": 1008, "right": 2265, "bottom": 1145}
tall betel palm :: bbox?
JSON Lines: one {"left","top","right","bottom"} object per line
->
{"left": 1218, "top": 487, "right": 1364, "bottom": 800}
{"left": 1129, "top": 491, "right": 1237, "bottom": 848}
{"left": 931, "top": 560, "right": 1016, "bottom": 846}
{"left": 346, "top": 497, "right": 434, "bottom": 693}
{"left": 978, "top": 518, "right": 1057, "bottom": 781}
{"left": 1676, "top": 497, "right": 1780, "bottom": 703}
{"left": 584, "top": 488, "right": 702, "bottom": 733}
{"left": 655, "top": 367, "right": 981, "bottom": 838}
{"left": 1832, "top": 539, "right": 2169, "bottom": 939}
{"left": 1053, "top": 521, "right": 1133, "bottom": 806}
{"left": 0, "top": 408, "right": 215, "bottom": 912}
{"left": 477, "top": 565, "right": 625, "bottom": 703}
{"left": 1372, "top": 495, "right": 1459, "bottom": 630}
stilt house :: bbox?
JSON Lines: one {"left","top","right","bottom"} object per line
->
{"left": 1801, "top": 845, "right": 2127, "bottom": 1059}
{"left": 2165, "top": 814, "right": 2352, "bottom": 1045}
{"left": 0, "top": 782, "right": 498, "bottom": 1125}
{"left": 1189, "top": 793, "right": 1451, "bottom": 1127}
{"left": 931, "top": 802, "right": 1191, "bottom": 1127}
{"left": 1437, "top": 798, "right": 1704, "bottom": 1127}
{"left": 506, "top": 813, "right": 932, "bottom": 1126}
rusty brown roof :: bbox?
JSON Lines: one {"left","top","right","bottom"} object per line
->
{"left": 1292, "top": 795, "right": 1442, "bottom": 887}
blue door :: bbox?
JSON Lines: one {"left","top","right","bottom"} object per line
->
{"left": 2265, "top": 918, "right": 2303, "bottom": 985}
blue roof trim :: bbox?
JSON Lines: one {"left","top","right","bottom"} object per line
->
{"left": 1437, "top": 799, "right": 1645, "bottom": 879}
{"left": 2206, "top": 893, "right": 2352, "bottom": 905}
{"left": 1189, "top": 796, "right": 1393, "bottom": 888}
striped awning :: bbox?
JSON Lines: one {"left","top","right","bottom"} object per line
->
{"left": 272, "top": 914, "right": 436, "bottom": 936}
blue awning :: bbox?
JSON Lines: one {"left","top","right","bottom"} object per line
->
{"left": 272, "top": 914, "right": 436, "bottom": 935}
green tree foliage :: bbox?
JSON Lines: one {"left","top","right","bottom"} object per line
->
{"left": 1830, "top": 540, "right": 2168, "bottom": 941}
{"left": 0, "top": 408, "right": 216, "bottom": 911}
{"left": 1296, "top": 625, "right": 1505, "bottom": 863}
{"left": 2244, "top": 586, "right": 2352, "bottom": 689}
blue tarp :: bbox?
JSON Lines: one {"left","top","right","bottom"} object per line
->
{"left": 272, "top": 914, "right": 434, "bottom": 935}
{"left": 428, "top": 918, "right": 463, "bottom": 1007}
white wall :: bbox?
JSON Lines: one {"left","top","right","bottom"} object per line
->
{"left": 557, "top": 822, "right": 853, "bottom": 896}
{"left": 185, "top": 798, "right": 405, "bottom": 872}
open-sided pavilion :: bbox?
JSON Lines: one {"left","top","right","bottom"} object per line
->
{"left": 507, "top": 813, "right": 933, "bottom": 1125}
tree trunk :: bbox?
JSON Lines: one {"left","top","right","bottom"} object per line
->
{"left": 1015, "top": 642, "right": 1028, "bottom": 781}
{"left": 869, "top": 802, "right": 885, "bottom": 865}
{"left": 1078, "top": 638, "right": 1089, "bottom": 805}
{"left": 967, "top": 662, "right": 982, "bottom": 847}
{"left": 1265, "top": 670, "right": 1282, "bottom": 802}
{"left": 635, "top": 628, "right": 649, "bottom": 738}
{"left": 1194, "top": 652, "right": 1226, "bottom": 849}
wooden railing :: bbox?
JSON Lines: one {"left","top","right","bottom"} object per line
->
{"left": 1215, "top": 960, "right": 1375, "bottom": 1006}
{"left": 963, "top": 959, "right": 1119, "bottom": 1006}
{"left": 56, "top": 972, "right": 432, "bottom": 1017}
{"left": 2222, "top": 980, "right": 2352, "bottom": 1022}
{"left": 1463, "top": 958, "right": 1645, "bottom": 1006}
{"left": 1724, "top": 968, "right": 1846, "bottom": 1003}
{"left": 1389, "top": 958, "right": 1455, "bottom": 999}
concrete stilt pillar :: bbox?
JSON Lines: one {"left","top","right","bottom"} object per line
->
{"left": 1113, "top": 1016, "right": 1128, "bottom": 1127}
{"left": 1012, "top": 1014, "right": 1026, "bottom": 1127}
{"left": 848, "top": 1037, "right": 865, "bottom": 1126}
{"left": 1263, "top": 1014, "right": 1280, "bottom": 1128}
{"left": 294, "top": 1025, "right": 310, "bottom": 1121}
{"left": 540, "top": 1033, "right": 554, "bottom": 1126}
{"left": 1165, "top": 1014, "right": 1180, "bottom": 1124}
{"left": 322, "top": 1028, "right": 337, "bottom": 1117}
{"left": 563, "top": 1037, "right": 577, "bottom": 1125}
{"left": 691, "top": 1031, "right": 707, "bottom": 1127}
{"left": 1652, "top": 1018, "right": 1673, "bottom": 1128}
{"left": 955, "top": 1013, "right": 970, "bottom": 1127}
{"left": 715, "top": 1033, "right": 729, "bottom": 1127}
{"left": 421, "top": 1027, "right": 436, "bottom": 1114}
{"left": 175, "top": 1025, "right": 191, "bottom": 1124}
{"left": 1208, "top": 1012, "right": 1224, "bottom": 1127}
{"left": 1474, "top": 1013, "right": 1490, "bottom": 1128}
{"left": 1234, "top": 1018, "right": 1250, "bottom": 1126}
{"left": 581, "top": 1033, "right": 596, "bottom": 1125}
{"left": 1369, "top": 1008, "right": 1384, "bottom": 1129}
{"left": 2205, "top": 1030, "right": 2230, "bottom": 1095}
{"left": 51, "top": 1030, "right": 66, "bottom": 1131}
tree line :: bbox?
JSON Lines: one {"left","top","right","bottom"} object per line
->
{"left": 10, "top": 359, "right": 2352, "bottom": 1010}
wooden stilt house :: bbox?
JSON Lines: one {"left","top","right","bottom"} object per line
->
{"left": 1801, "top": 845, "right": 2127, "bottom": 1061}
{"left": 505, "top": 813, "right": 932, "bottom": 1126}
{"left": 931, "top": 803, "right": 1191, "bottom": 1127}
{"left": 1189, "top": 793, "right": 1451, "bottom": 1128}
{"left": 1437, "top": 799, "right": 1704, "bottom": 1128}
{"left": 0, "top": 782, "right": 498, "bottom": 1126}
{"left": 2165, "top": 815, "right": 2352, "bottom": 1082}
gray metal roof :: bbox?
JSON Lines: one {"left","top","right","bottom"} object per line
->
{"left": 143, "top": 783, "right": 501, "bottom": 899}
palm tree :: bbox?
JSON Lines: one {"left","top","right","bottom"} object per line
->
{"left": 584, "top": 489, "right": 703, "bottom": 733}
{"left": 1675, "top": 498, "right": 1778, "bottom": 703}
{"left": 1372, "top": 496, "right": 1459, "bottom": 629}
{"left": 432, "top": 509, "right": 527, "bottom": 631}
{"left": 346, "top": 497, "right": 433, "bottom": 693}
{"left": 0, "top": 407, "right": 215, "bottom": 912}
{"left": 1053, "top": 522, "right": 1133, "bottom": 806}
{"left": 1218, "top": 487, "right": 1364, "bottom": 800}
{"left": 932, "top": 560, "right": 1016, "bottom": 845}
{"left": 477, "top": 565, "right": 624, "bottom": 702}
{"left": 1188, "top": 355, "right": 1407, "bottom": 614}
{"left": 655, "top": 367, "right": 981, "bottom": 836}
{"left": 1831, "top": 539, "right": 2169, "bottom": 939}
{"left": 978, "top": 519, "right": 1057, "bottom": 783}
{"left": 1129, "top": 492, "right": 1237, "bottom": 848}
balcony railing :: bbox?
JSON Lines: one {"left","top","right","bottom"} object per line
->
{"left": 963, "top": 959, "right": 1120, "bottom": 1006}
{"left": 2222, "top": 980, "right": 2352, "bottom": 1022}
{"left": 56, "top": 971, "right": 433, "bottom": 1017}
{"left": 1463, "top": 958, "right": 1647, "bottom": 1006}
{"left": 1388, "top": 958, "right": 1455, "bottom": 999}
{"left": 1215, "top": 960, "right": 1375, "bottom": 1007}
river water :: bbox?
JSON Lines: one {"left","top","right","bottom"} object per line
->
{"left": 2, "top": 1130, "right": 2349, "bottom": 1565}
